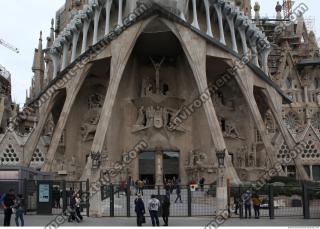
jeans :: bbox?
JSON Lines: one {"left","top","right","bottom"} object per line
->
{"left": 245, "top": 204, "right": 251, "bottom": 218}
{"left": 76, "top": 207, "right": 83, "bottom": 221}
{"left": 149, "top": 210, "right": 159, "bottom": 226}
{"left": 136, "top": 213, "right": 143, "bottom": 226}
{"left": 15, "top": 209, "right": 24, "bottom": 226}
{"left": 162, "top": 214, "right": 169, "bottom": 226}
{"left": 253, "top": 205, "right": 260, "bottom": 218}
{"left": 175, "top": 194, "right": 182, "bottom": 203}
{"left": 3, "top": 208, "right": 12, "bottom": 226}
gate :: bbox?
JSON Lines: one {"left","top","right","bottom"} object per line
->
{"left": 0, "top": 179, "right": 90, "bottom": 216}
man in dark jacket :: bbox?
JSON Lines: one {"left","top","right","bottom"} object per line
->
{"left": 1, "top": 189, "right": 16, "bottom": 226}
{"left": 134, "top": 194, "right": 145, "bottom": 226}
{"left": 162, "top": 195, "right": 170, "bottom": 226}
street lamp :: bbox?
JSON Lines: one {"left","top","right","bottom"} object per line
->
{"left": 216, "top": 149, "right": 226, "bottom": 168}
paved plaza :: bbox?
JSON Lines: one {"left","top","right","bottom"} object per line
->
{"left": 0, "top": 214, "right": 320, "bottom": 227}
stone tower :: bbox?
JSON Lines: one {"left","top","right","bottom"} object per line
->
{"left": 233, "top": 0, "right": 252, "bottom": 17}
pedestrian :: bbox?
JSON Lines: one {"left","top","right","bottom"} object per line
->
{"left": 148, "top": 194, "right": 160, "bottom": 227}
{"left": 252, "top": 193, "right": 261, "bottom": 219}
{"left": 162, "top": 195, "right": 170, "bottom": 226}
{"left": 242, "top": 190, "right": 252, "bottom": 219}
{"left": 14, "top": 194, "right": 24, "bottom": 227}
{"left": 174, "top": 180, "right": 182, "bottom": 203}
{"left": 199, "top": 177, "right": 205, "bottom": 191}
{"left": 68, "top": 193, "right": 79, "bottom": 223}
{"left": 233, "top": 192, "right": 240, "bottom": 215}
{"left": 138, "top": 179, "right": 144, "bottom": 196}
{"left": 164, "top": 181, "right": 170, "bottom": 197}
{"left": 1, "top": 189, "right": 16, "bottom": 226}
{"left": 134, "top": 194, "right": 145, "bottom": 226}
{"left": 75, "top": 193, "right": 83, "bottom": 222}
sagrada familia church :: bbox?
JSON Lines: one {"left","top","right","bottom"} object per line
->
{"left": 0, "top": 0, "right": 320, "bottom": 186}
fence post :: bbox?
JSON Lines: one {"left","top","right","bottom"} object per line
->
{"left": 62, "top": 180, "right": 67, "bottom": 214}
{"left": 302, "top": 182, "right": 310, "bottom": 219}
{"left": 86, "top": 179, "right": 90, "bottom": 217}
{"left": 238, "top": 186, "right": 243, "bottom": 219}
{"left": 188, "top": 185, "right": 191, "bottom": 217}
{"left": 268, "top": 184, "right": 274, "bottom": 219}
{"left": 127, "top": 184, "right": 130, "bottom": 217}
{"left": 158, "top": 185, "right": 160, "bottom": 195}
{"left": 110, "top": 184, "right": 114, "bottom": 217}
{"left": 23, "top": 179, "right": 27, "bottom": 215}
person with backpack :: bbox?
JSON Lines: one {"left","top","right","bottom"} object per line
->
{"left": 1, "top": 189, "right": 16, "bottom": 226}
{"left": 162, "top": 195, "right": 170, "bottom": 226}
{"left": 134, "top": 194, "right": 145, "bottom": 226}
{"left": 252, "top": 193, "right": 261, "bottom": 219}
{"left": 148, "top": 194, "right": 160, "bottom": 226}
{"left": 14, "top": 194, "right": 24, "bottom": 226}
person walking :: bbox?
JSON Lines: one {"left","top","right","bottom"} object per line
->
{"left": 174, "top": 180, "right": 182, "bottom": 203}
{"left": 137, "top": 179, "right": 144, "bottom": 196}
{"left": 14, "top": 194, "right": 24, "bottom": 226}
{"left": 252, "top": 193, "right": 261, "bottom": 219}
{"left": 162, "top": 195, "right": 170, "bottom": 226}
{"left": 134, "top": 194, "right": 145, "bottom": 226}
{"left": 148, "top": 194, "right": 160, "bottom": 227}
{"left": 242, "top": 190, "right": 252, "bottom": 219}
{"left": 199, "top": 177, "right": 205, "bottom": 191}
{"left": 68, "top": 193, "right": 79, "bottom": 223}
{"left": 1, "top": 189, "right": 16, "bottom": 226}
{"left": 75, "top": 193, "right": 83, "bottom": 222}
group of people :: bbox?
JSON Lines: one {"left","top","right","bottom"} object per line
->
{"left": 0, "top": 189, "right": 24, "bottom": 227}
{"left": 135, "top": 194, "right": 171, "bottom": 227}
{"left": 234, "top": 190, "right": 262, "bottom": 219}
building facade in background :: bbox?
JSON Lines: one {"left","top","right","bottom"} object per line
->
{"left": 0, "top": 0, "right": 319, "bottom": 186}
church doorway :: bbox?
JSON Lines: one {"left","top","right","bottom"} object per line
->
{"left": 163, "top": 151, "right": 180, "bottom": 182}
{"left": 139, "top": 150, "right": 180, "bottom": 186}
{"left": 139, "top": 151, "right": 155, "bottom": 186}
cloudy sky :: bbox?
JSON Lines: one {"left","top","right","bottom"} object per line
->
{"left": 0, "top": 0, "right": 319, "bottom": 106}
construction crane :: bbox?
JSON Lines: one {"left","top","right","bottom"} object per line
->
{"left": 0, "top": 38, "right": 19, "bottom": 53}
{"left": 283, "top": 0, "right": 294, "bottom": 19}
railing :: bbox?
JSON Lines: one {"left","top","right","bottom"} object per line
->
{"left": 100, "top": 183, "right": 320, "bottom": 218}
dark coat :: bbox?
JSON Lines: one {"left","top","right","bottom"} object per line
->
{"left": 135, "top": 198, "right": 145, "bottom": 215}
{"left": 162, "top": 196, "right": 170, "bottom": 216}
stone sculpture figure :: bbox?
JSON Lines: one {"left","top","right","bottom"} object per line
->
{"left": 135, "top": 106, "right": 146, "bottom": 126}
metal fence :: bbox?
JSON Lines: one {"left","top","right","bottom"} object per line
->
{"left": 1, "top": 179, "right": 319, "bottom": 219}
{"left": 100, "top": 183, "right": 320, "bottom": 219}
{"left": 0, "top": 179, "right": 89, "bottom": 216}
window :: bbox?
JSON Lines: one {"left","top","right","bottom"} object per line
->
{"left": 312, "top": 165, "right": 320, "bottom": 181}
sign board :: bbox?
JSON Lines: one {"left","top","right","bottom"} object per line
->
{"left": 39, "top": 184, "right": 50, "bottom": 202}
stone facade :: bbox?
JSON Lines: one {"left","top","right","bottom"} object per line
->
{"left": 0, "top": 0, "right": 320, "bottom": 187}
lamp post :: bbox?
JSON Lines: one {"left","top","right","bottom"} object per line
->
{"left": 216, "top": 149, "right": 228, "bottom": 216}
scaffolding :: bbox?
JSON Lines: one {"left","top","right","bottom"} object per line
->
{"left": 283, "top": 0, "right": 294, "bottom": 19}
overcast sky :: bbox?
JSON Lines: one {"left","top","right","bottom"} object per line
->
{"left": 0, "top": 0, "right": 319, "bottom": 106}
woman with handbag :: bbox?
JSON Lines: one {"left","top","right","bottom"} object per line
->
{"left": 134, "top": 194, "right": 145, "bottom": 226}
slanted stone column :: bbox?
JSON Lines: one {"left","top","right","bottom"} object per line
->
{"left": 213, "top": 2, "right": 226, "bottom": 45}
{"left": 61, "top": 42, "right": 69, "bottom": 71}
{"left": 105, "top": 0, "right": 113, "bottom": 35}
{"left": 81, "top": 19, "right": 91, "bottom": 54}
{"left": 90, "top": 18, "right": 154, "bottom": 157}
{"left": 173, "top": 23, "right": 240, "bottom": 185}
{"left": 234, "top": 69, "right": 280, "bottom": 170}
{"left": 155, "top": 149, "right": 163, "bottom": 186}
{"left": 117, "top": 0, "right": 124, "bottom": 27}
{"left": 204, "top": 0, "right": 213, "bottom": 37}
{"left": 264, "top": 87, "right": 310, "bottom": 181}
{"left": 71, "top": 30, "right": 80, "bottom": 62}
{"left": 42, "top": 64, "right": 93, "bottom": 172}
{"left": 49, "top": 50, "right": 61, "bottom": 79}
{"left": 223, "top": 1, "right": 237, "bottom": 52}
{"left": 191, "top": 0, "right": 199, "bottom": 29}
{"left": 93, "top": 6, "right": 102, "bottom": 45}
